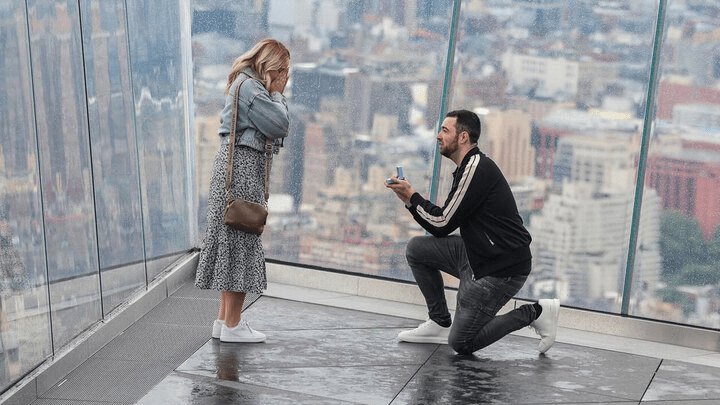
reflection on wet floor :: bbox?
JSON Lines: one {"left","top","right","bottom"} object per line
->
{"left": 136, "top": 296, "right": 720, "bottom": 405}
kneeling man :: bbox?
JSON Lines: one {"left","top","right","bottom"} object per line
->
{"left": 385, "top": 109, "right": 559, "bottom": 354}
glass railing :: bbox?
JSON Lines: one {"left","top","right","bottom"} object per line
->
{"left": 0, "top": 0, "right": 194, "bottom": 393}
{"left": 2, "top": 0, "right": 720, "bottom": 396}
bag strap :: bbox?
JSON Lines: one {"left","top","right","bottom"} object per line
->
{"left": 224, "top": 75, "right": 274, "bottom": 203}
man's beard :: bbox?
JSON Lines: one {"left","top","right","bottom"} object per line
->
{"left": 439, "top": 137, "right": 458, "bottom": 158}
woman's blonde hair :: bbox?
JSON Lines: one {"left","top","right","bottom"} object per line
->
{"left": 226, "top": 38, "right": 290, "bottom": 94}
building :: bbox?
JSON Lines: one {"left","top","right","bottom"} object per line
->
{"left": 478, "top": 108, "right": 535, "bottom": 184}
{"left": 646, "top": 139, "right": 720, "bottom": 240}
{"left": 657, "top": 80, "right": 720, "bottom": 121}
{"left": 553, "top": 134, "right": 637, "bottom": 194}
{"left": 529, "top": 182, "right": 661, "bottom": 308}
{"left": 501, "top": 50, "right": 579, "bottom": 99}
{"left": 673, "top": 103, "right": 720, "bottom": 130}
{"left": 533, "top": 108, "right": 641, "bottom": 182}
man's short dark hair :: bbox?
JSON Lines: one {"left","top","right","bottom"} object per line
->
{"left": 446, "top": 109, "right": 481, "bottom": 144}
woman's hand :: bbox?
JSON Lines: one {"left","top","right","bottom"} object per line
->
{"left": 268, "top": 69, "right": 288, "bottom": 94}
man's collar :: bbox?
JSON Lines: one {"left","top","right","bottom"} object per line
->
{"left": 452, "top": 146, "right": 480, "bottom": 175}
{"left": 459, "top": 146, "right": 480, "bottom": 166}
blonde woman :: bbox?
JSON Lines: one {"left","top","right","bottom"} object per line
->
{"left": 195, "top": 39, "right": 290, "bottom": 342}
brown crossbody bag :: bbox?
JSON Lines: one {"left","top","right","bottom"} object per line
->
{"left": 222, "top": 76, "right": 273, "bottom": 235}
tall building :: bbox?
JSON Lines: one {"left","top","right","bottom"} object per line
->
{"left": 529, "top": 182, "right": 661, "bottom": 307}
{"left": 657, "top": 80, "right": 720, "bottom": 120}
{"left": 532, "top": 107, "right": 641, "bottom": 181}
{"left": 501, "top": 50, "right": 579, "bottom": 99}
{"left": 517, "top": 0, "right": 563, "bottom": 37}
{"left": 477, "top": 109, "right": 535, "bottom": 184}
{"left": 301, "top": 120, "right": 328, "bottom": 207}
{"left": 646, "top": 139, "right": 720, "bottom": 240}
{"left": 553, "top": 134, "right": 637, "bottom": 194}
{"left": 577, "top": 56, "right": 619, "bottom": 106}
{"left": 291, "top": 63, "right": 350, "bottom": 112}
{"left": 290, "top": 63, "right": 365, "bottom": 132}
{"left": 673, "top": 103, "right": 720, "bottom": 130}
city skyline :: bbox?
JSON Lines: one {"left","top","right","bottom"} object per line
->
{"left": 189, "top": 0, "right": 720, "bottom": 327}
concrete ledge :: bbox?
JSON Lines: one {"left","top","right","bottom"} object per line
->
{"left": 558, "top": 305, "right": 720, "bottom": 352}
{"left": 266, "top": 262, "right": 458, "bottom": 311}
{"left": 267, "top": 261, "right": 720, "bottom": 353}
{"left": 0, "top": 251, "right": 199, "bottom": 405}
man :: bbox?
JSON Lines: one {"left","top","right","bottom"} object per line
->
{"left": 385, "top": 109, "right": 559, "bottom": 354}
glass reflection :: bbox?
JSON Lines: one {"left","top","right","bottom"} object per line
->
{"left": 26, "top": 0, "right": 101, "bottom": 350}
{"left": 79, "top": 0, "right": 145, "bottom": 314}
{"left": 125, "top": 0, "right": 195, "bottom": 277}
{"left": 1, "top": 0, "right": 197, "bottom": 394}
{"left": 192, "top": 0, "right": 454, "bottom": 281}
{"left": 0, "top": 0, "right": 52, "bottom": 388}
{"left": 637, "top": 0, "right": 720, "bottom": 327}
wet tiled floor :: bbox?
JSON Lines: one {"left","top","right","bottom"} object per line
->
{"left": 136, "top": 294, "right": 720, "bottom": 405}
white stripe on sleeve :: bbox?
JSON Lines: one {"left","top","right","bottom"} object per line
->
{"left": 416, "top": 154, "right": 480, "bottom": 228}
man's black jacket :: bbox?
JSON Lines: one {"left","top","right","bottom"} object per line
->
{"left": 407, "top": 147, "right": 532, "bottom": 279}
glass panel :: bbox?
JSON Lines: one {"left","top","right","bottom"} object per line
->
{"left": 633, "top": 1, "right": 720, "bottom": 326}
{"left": 0, "top": 1, "right": 52, "bottom": 392}
{"left": 26, "top": 0, "right": 101, "bottom": 349}
{"left": 125, "top": 0, "right": 195, "bottom": 280}
{"left": 448, "top": 0, "right": 660, "bottom": 311}
{"left": 79, "top": 0, "right": 146, "bottom": 314}
{"left": 192, "top": 0, "right": 455, "bottom": 281}
{"left": 146, "top": 251, "right": 186, "bottom": 281}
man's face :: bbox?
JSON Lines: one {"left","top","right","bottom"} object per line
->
{"left": 437, "top": 116, "right": 459, "bottom": 158}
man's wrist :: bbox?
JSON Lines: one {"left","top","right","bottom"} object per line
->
{"left": 406, "top": 192, "right": 421, "bottom": 208}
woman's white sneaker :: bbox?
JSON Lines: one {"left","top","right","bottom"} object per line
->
{"left": 212, "top": 319, "right": 224, "bottom": 339}
{"left": 397, "top": 319, "right": 450, "bottom": 344}
{"left": 220, "top": 319, "right": 266, "bottom": 343}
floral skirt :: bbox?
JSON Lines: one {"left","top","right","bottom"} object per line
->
{"left": 195, "top": 143, "right": 267, "bottom": 293}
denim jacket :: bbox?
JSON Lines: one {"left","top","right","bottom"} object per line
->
{"left": 217, "top": 68, "right": 289, "bottom": 153}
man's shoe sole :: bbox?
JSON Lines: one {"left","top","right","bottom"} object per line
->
{"left": 397, "top": 336, "right": 448, "bottom": 344}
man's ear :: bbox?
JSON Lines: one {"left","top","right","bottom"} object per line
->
{"left": 459, "top": 130, "right": 470, "bottom": 145}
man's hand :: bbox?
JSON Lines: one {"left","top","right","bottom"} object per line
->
{"left": 385, "top": 176, "right": 415, "bottom": 207}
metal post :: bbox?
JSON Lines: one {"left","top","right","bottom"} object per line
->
{"left": 429, "top": 0, "right": 462, "bottom": 203}
{"left": 621, "top": 0, "right": 668, "bottom": 315}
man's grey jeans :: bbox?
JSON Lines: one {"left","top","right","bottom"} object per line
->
{"left": 406, "top": 235, "right": 536, "bottom": 354}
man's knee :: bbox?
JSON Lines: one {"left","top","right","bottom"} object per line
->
{"left": 405, "top": 235, "right": 428, "bottom": 262}
{"left": 405, "top": 236, "right": 420, "bottom": 262}
{"left": 449, "top": 336, "right": 475, "bottom": 355}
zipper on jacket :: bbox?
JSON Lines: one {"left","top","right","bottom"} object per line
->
{"left": 484, "top": 232, "right": 495, "bottom": 246}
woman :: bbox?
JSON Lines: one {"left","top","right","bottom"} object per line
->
{"left": 195, "top": 39, "right": 290, "bottom": 343}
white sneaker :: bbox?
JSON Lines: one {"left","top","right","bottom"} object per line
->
{"left": 212, "top": 319, "right": 224, "bottom": 339}
{"left": 397, "top": 319, "right": 450, "bottom": 344}
{"left": 220, "top": 319, "right": 266, "bottom": 343}
{"left": 530, "top": 298, "right": 560, "bottom": 353}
